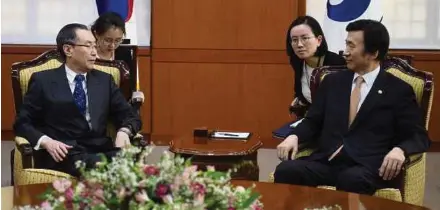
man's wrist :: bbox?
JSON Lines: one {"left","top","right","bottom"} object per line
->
{"left": 393, "top": 147, "right": 406, "bottom": 155}
{"left": 118, "top": 127, "right": 133, "bottom": 137}
{"left": 35, "top": 135, "right": 49, "bottom": 150}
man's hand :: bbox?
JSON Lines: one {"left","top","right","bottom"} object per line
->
{"left": 40, "top": 138, "right": 73, "bottom": 162}
{"left": 277, "top": 135, "right": 299, "bottom": 161}
{"left": 115, "top": 131, "right": 131, "bottom": 148}
{"left": 379, "top": 147, "right": 406, "bottom": 180}
{"left": 132, "top": 91, "right": 145, "bottom": 103}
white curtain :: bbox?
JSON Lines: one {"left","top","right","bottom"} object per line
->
{"left": 307, "top": 0, "right": 440, "bottom": 50}
{"left": 1, "top": 0, "right": 151, "bottom": 46}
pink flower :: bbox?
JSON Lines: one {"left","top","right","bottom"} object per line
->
{"left": 252, "top": 201, "right": 263, "bottom": 210}
{"left": 155, "top": 183, "right": 170, "bottom": 198}
{"left": 190, "top": 182, "right": 206, "bottom": 195}
{"left": 94, "top": 188, "right": 104, "bottom": 200}
{"left": 40, "top": 201, "right": 52, "bottom": 210}
{"left": 182, "top": 165, "right": 198, "bottom": 179}
{"left": 52, "top": 179, "right": 72, "bottom": 193}
{"left": 181, "top": 165, "right": 198, "bottom": 185}
{"left": 117, "top": 187, "right": 127, "bottom": 199}
{"left": 193, "top": 193, "right": 205, "bottom": 206}
{"left": 228, "top": 208, "right": 236, "bottom": 210}
{"left": 135, "top": 190, "right": 150, "bottom": 203}
{"left": 63, "top": 190, "right": 74, "bottom": 210}
{"left": 64, "top": 188, "right": 74, "bottom": 201}
{"left": 170, "top": 176, "right": 182, "bottom": 193}
{"left": 143, "top": 165, "right": 160, "bottom": 176}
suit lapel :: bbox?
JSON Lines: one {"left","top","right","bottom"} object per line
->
{"left": 51, "top": 65, "right": 75, "bottom": 105}
{"left": 86, "top": 71, "right": 101, "bottom": 130}
{"left": 349, "top": 68, "right": 388, "bottom": 130}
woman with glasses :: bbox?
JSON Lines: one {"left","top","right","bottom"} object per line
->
{"left": 91, "top": 12, "right": 145, "bottom": 105}
{"left": 91, "top": 12, "right": 125, "bottom": 60}
{"left": 287, "top": 15, "right": 346, "bottom": 117}
{"left": 273, "top": 16, "right": 345, "bottom": 139}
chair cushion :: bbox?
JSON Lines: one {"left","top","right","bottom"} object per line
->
{"left": 19, "top": 59, "right": 63, "bottom": 97}
{"left": 386, "top": 67, "right": 424, "bottom": 105}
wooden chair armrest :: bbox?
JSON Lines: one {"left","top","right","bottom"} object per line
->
{"left": 405, "top": 153, "right": 424, "bottom": 168}
{"left": 14, "top": 136, "right": 34, "bottom": 169}
{"left": 288, "top": 143, "right": 316, "bottom": 160}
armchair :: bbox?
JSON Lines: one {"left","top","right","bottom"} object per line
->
{"left": 11, "top": 49, "right": 148, "bottom": 186}
{"left": 269, "top": 56, "right": 433, "bottom": 206}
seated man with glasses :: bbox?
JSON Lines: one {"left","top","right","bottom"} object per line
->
{"left": 13, "top": 23, "right": 142, "bottom": 177}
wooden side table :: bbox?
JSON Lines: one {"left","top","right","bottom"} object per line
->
{"left": 169, "top": 133, "right": 263, "bottom": 181}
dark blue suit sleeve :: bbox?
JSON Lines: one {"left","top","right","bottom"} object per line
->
{"left": 13, "top": 73, "right": 45, "bottom": 146}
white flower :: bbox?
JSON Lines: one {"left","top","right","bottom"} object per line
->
{"left": 135, "top": 190, "right": 150, "bottom": 203}
{"left": 206, "top": 165, "right": 215, "bottom": 171}
{"left": 163, "top": 195, "right": 174, "bottom": 204}
{"left": 58, "top": 196, "right": 65, "bottom": 202}
{"left": 235, "top": 186, "right": 246, "bottom": 193}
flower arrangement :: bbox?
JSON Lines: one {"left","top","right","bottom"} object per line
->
{"left": 17, "top": 146, "right": 263, "bottom": 210}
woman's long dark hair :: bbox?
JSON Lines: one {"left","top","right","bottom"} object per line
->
{"left": 286, "top": 16, "right": 328, "bottom": 65}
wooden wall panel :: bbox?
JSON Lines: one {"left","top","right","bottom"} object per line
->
{"left": 151, "top": 62, "right": 293, "bottom": 138}
{"left": 138, "top": 54, "right": 152, "bottom": 134}
{"left": 152, "top": 0, "right": 301, "bottom": 50}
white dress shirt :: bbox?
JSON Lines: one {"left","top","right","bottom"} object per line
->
{"left": 34, "top": 66, "right": 91, "bottom": 150}
{"left": 351, "top": 65, "right": 381, "bottom": 111}
{"left": 300, "top": 62, "right": 314, "bottom": 103}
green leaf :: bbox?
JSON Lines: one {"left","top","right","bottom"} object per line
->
{"left": 238, "top": 192, "right": 260, "bottom": 209}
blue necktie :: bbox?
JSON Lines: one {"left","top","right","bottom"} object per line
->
{"left": 73, "top": 75, "right": 86, "bottom": 115}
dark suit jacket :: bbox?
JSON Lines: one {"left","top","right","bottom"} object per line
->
{"left": 291, "top": 68, "right": 431, "bottom": 172}
{"left": 14, "top": 65, "right": 142, "bottom": 151}
{"left": 290, "top": 51, "right": 346, "bottom": 106}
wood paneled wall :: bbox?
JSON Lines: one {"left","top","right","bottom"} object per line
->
{"left": 2, "top": 0, "right": 439, "bottom": 151}
{"left": 150, "top": 0, "right": 303, "bottom": 142}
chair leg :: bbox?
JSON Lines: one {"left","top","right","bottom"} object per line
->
{"left": 10, "top": 148, "right": 15, "bottom": 186}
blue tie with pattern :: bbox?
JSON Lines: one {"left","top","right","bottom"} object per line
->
{"left": 73, "top": 75, "right": 86, "bottom": 115}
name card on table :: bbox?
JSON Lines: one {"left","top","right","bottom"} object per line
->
{"left": 211, "top": 131, "right": 251, "bottom": 140}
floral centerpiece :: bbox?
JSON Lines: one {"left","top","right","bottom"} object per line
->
{"left": 17, "top": 146, "right": 263, "bottom": 210}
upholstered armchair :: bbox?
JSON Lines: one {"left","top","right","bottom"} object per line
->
{"left": 11, "top": 49, "right": 148, "bottom": 186}
{"left": 269, "top": 57, "right": 433, "bottom": 206}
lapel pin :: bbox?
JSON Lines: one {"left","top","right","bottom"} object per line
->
{"left": 378, "top": 90, "right": 383, "bottom": 94}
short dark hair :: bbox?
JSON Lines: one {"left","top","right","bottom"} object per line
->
{"left": 346, "top": 19, "right": 390, "bottom": 61}
{"left": 286, "top": 15, "right": 329, "bottom": 58}
{"left": 91, "top": 12, "right": 126, "bottom": 37}
{"left": 56, "top": 23, "right": 89, "bottom": 60}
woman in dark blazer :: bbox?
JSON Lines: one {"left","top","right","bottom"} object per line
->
{"left": 286, "top": 16, "right": 346, "bottom": 118}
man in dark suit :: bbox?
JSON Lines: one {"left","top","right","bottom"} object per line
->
{"left": 274, "top": 19, "right": 430, "bottom": 195}
{"left": 13, "top": 23, "right": 142, "bottom": 177}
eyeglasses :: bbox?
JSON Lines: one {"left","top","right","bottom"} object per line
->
{"left": 291, "top": 36, "right": 314, "bottom": 45}
{"left": 102, "top": 38, "right": 123, "bottom": 46}
{"left": 70, "top": 43, "right": 97, "bottom": 50}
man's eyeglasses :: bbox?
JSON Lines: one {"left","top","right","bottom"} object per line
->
{"left": 291, "top": 36, "right": 314, "bottom": 45}
{"left": 70, "top": 43, "right": 97, "bottom": 50}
